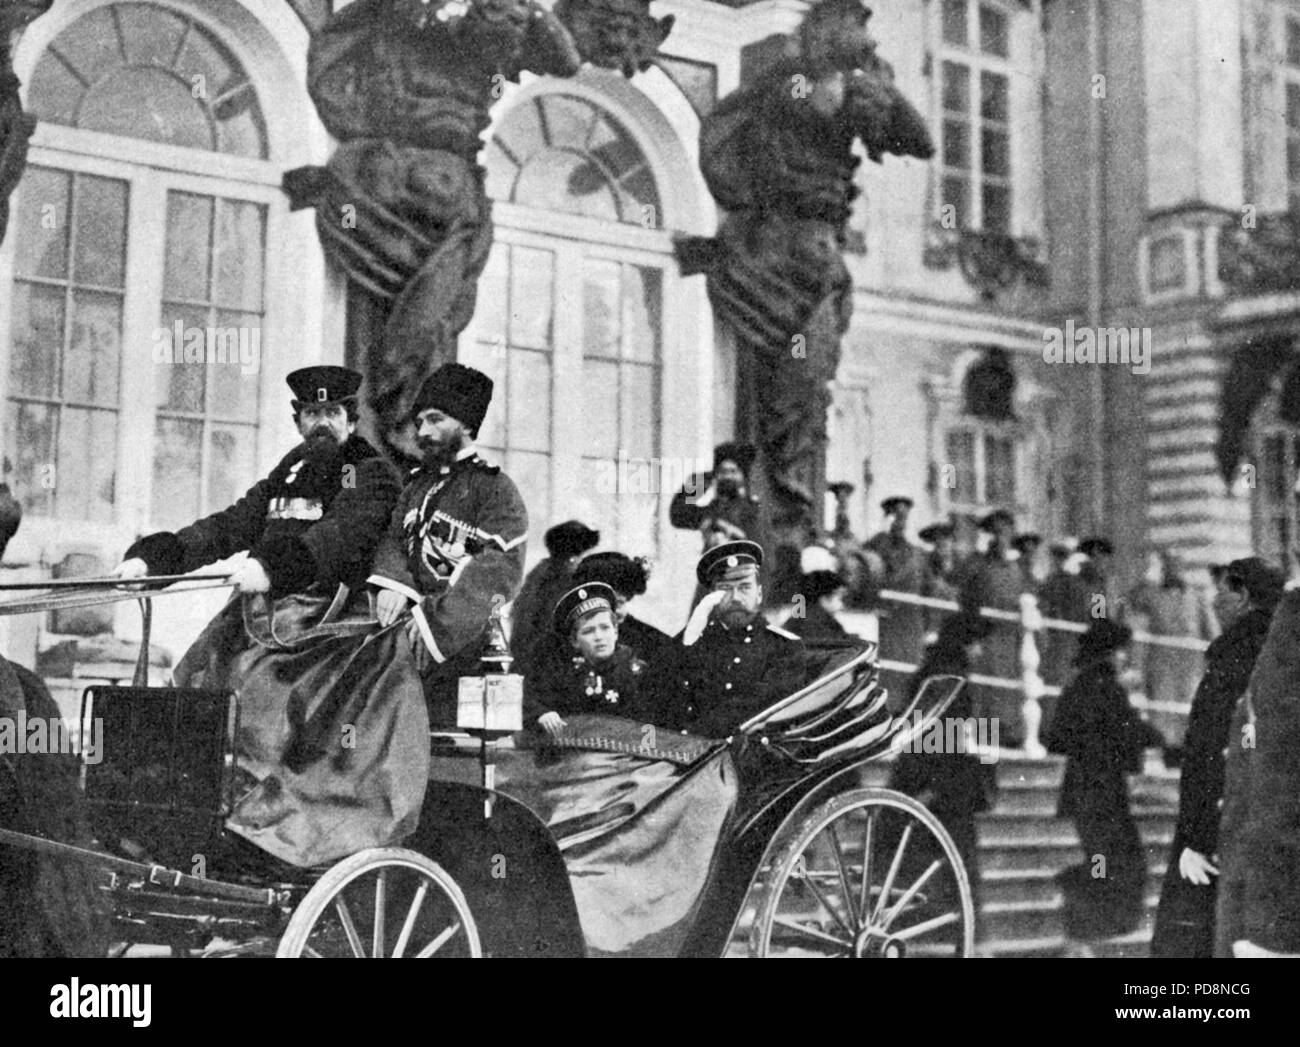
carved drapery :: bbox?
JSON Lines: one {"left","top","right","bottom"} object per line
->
{"left": 0, "top": 2, "right": 52, "bottom": 246}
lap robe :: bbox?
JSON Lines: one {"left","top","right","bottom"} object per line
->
{"left": 495, "top": 715, "right": 737, "bottom": 958}
{"left": 174, "top": 592, "right": 430, "bottom": 868}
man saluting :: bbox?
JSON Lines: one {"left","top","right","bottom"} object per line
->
{"left": 648, "top": 541, "right": 807, "bottom": 738}
{"left": 370, "top": 363, "right": 529, "bottom": 725}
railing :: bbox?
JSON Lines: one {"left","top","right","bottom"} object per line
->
{"left": 855, "top": 589, "right": 1211, "bottom": 759}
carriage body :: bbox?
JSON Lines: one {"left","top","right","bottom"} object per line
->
{"left": 3, "top": 586, "right": 975, "bottom": 959}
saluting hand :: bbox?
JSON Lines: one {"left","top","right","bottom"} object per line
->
{"left": 376, "top": 589, "right": 411, "bottom": 627}
{"left": 538, "top": 712, "right": 567, "bottom": 738}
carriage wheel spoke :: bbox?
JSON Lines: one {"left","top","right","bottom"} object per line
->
{"left": 334, "top": 896, "right": 366, "bottom": 958}
{"left": 392, "top": 881, "right": 430, "bottom": 959}
{"left": 871, "top": 823, "right": 913, "bottom": 924}
{"left": 372, "top": 871, "right": 387, "bottom": 958}
{"left": 890, "top": 910, "right": 960, "bottom": 941}
{"left": 857, "top": 810, "right": 875, "bottom": 920}
{"left": 415, "top": 920, "right": 462, "bottom": 958}
{"left": 772, "top": 915, "right": 853, "bottom": 950}
{"left": 881, "top": 860, "right": 942, "bottom": 930}
{"left": 825, "top": 823, "right": 858, "bottom": 927}
{"left": 794, "top": 853, "right": 856, "bottom": 939}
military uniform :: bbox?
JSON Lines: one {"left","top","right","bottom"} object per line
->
{"left": 369, "top": 364, "right": 529, "bottom": 723}
{"left": 127, "top": 432, "right": 399, "bottom": 594}
{"left": 652, "top": 617, "right": 807, "bottom": 738}
{"left": 523, "top": 642, "right": 646, "bottom": 724}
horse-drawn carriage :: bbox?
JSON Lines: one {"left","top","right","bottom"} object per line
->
{"left": 0, "top": 578, "right": 975, "bottom": 958}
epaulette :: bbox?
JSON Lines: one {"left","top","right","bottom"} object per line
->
{"left": 468, "top": 455, "right": 500, "bottom": 475}
{"left": 767, "top": 624, "right": 801, "bottom": 641}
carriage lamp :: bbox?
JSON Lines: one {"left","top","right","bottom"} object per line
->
{"left": 457, "top": 605, "right": 524, "bottom": 817}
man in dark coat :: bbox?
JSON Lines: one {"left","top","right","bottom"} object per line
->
{"left": 509, "top": 520, "right": 599, "bottom": 674}
{"left": 1045, "top": 619, "right": 1163, "bottom": 940}
{"left": 787, "top": 569, "right": 853, "bottom": 642}
{"left": 918, "top": 521, "right": 961, "bottom": 639}
{"left": 1214, "top": 571, "right": 1300, "bottom": 957}
{"left": 1151, "top": 557, "right": 1282, "bottom": 958}
{"left": 862, "top": 496, "right": 926, "bottom": 697}
{"left": 114, "top": 366, "right": 423, "bottom": 868}
{"left": 1038, "top": 538, "right": 1090, "bottom": 690}
{"left": 646, "top": 541, "right": 806, "bottom": 738}
{"left": 668, "top": 442, "right": 762, "bottom": 545}
{"left": 372, "top": 363, "right": 530, "bottom": 726}
{"left": 116, "top": 365, "right": 400, "bottom": 597}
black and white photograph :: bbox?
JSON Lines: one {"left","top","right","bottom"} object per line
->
{"left": 0, "top": 0, "right": 1292, "bottom": 1009}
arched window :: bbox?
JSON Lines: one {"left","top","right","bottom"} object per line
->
{"left": 464, "top": 90, "right": 669, "bottom": 555}
{"left": 4, "top": 3, "right": 279, "bottom": 536}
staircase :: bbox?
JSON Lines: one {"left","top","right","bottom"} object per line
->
{"left": 863, "top": 753, "right": 1179, "bottom": 957}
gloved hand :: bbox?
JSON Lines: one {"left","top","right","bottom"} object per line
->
{"left": 683, "top": 590, "right": 727, "bottom": 646}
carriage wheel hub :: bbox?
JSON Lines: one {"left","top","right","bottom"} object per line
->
{"left": 854, "top": 926, "right": 906, "bottom": 958}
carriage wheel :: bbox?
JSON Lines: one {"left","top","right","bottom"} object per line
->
{"left": 276, "top": 848, "right": 481, "bottom": 958}
{"left": 749, "top": 789, "right": 975, "bottom": 958}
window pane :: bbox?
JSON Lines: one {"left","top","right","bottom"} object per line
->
{"left": 155, "top": 304, "right": 207, "bottom": 412}
{"left": 79, "top": 67, "right": 216, "bottom": 151}
{"left": 513, "top": 148, "right": 620, "bottom": 222}
{"left": 623, "top": 266, "right": 661, "bottom": 363}
{"left": 507, "top": 349, "right": 551, "bottom": 452}
{"left": 208, "top": 311, "right": 261, "bottom": 420}
{"left": 208, "top": 424, "right": 256, "bottom": 512}
{"left": 56, "top": 407, "right": 117, "bottom": 521}
{"left": 942, "top": 0, "right": 969, "bottom": 45}
{"left": 623, "top": 363, "right": 657, "bottom": 460}
{"left": 73, "top": 175, "right": 128, "bottom": 289}
{"left": 7, "top": 401, "right": 56, "bottom": 516}
{"left": 508, "top": 450, "right": 550, "bottom": 535}
{"left": 117, "top": 4, "right": 187, "bottom": 69}
{"left": 475, "top": 244, "right": 508, "bottom": 345}
{"left": 13, "top": 167, "right": 71, "bottom": 280}
{"left": 164, "top": 192, "right": 213, "bottom": 302}
{"left": 152, "top": 417, "right": 203, "bottom": 529}
{"left": 946, "top": 430, "right": 977, "bottom": 503}
{"left": 942, "top": 62, "right": 970, "bottom": 114}
{"left": 982, "top": 128, "right": 1010, "bottom": 177}
{"left": 582, "top": 359, "right": 620, "bottom": 460}
{"left": 1289, "top": 84, "right": 1300, "bottom": 129}
{"left": 508, "top": 247, "right": 554, "bottom": 349}
{"left": 64, "top": 290, "right": 122, "bottom": 406}
{"left": 9, "top": 283, "right": 64, "bottom": 398}
{"left": 537, "top": 95, "right": 597, "bottom": 150}
{"left": 983, "top": 183, "right": 1011, "bottom": 233}
{"left": 981, "top": 72, "right": 1009, "bottom": 123}
{"left": 943, "top": 120, "right": 971, "bottom": 169}
{"left": 214, "top": 199, "right": 265, "bottom": 310}
{"left": 942, "top": 176, "right": 970, "bottom": 226}
{"left": 1289, "top": 18, "right": 1300, "bottom": 67}
{"left": 583, "top": 259, "right": 621, "bottom": 357}
{"left": 980, "top": 4, "right": 1009, "bottom": 57}
{"left": 985, "top": 435, "right": 1015, "bottom": 504}
{"left": 27, "top": 50, "right": 84, "bottom": 127}
{"left": 1289, "top": 136, "right": 1300, "bottom": 182}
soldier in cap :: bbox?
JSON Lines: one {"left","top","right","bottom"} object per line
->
{"left": 956, "top": 508, "right": 1029, "bottom": 744}
{"left": 509, "top": 520, "right": 601, "bottom": 675}
{"left": 371, "top": 363, "right": 530, "bottom": 725}
{"left": 115, "top": 365, "right": 399, "bottom": 595}
{"left": 669, "top": 441, "right": 762, "bottom": 550}
{"left": 522, "top": 582, "right": 648, "bottom": 737}
{"left": 918, "top": 520, "right": 962, "bottom": 639}
{"left": 644, "top": 541, "right": 807, "bottom": 738}
{"left": 861, "top": 496, "right": 926, "bottom": 696}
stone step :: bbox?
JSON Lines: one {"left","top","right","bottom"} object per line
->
{"left": 980, "top": 864, "right": 1168, "bottom": 907}
{"left": 977, "top": 807, "right": 1176, "bottom": 843}
{"left": 980, "top": 888, "right": 1162, "bottom": 943}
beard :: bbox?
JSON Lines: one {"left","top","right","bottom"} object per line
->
{"left": 716, "top": 477, "right": 741, "bottom": 498}
{"left": 419, "top": 433, "right": 462, "bottom": 469}
{"left": 303, "top": 426, "right": 344, "bottom": 462}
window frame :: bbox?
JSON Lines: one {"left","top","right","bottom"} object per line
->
{"left": 1249, "top": 389, "right": 1300, "bottom": 562}
{"left": 934, "top": 0, "right": 1016, "bottom": 235}
{"left": 0, "top": 124, "right": 287, "bottom": 548}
